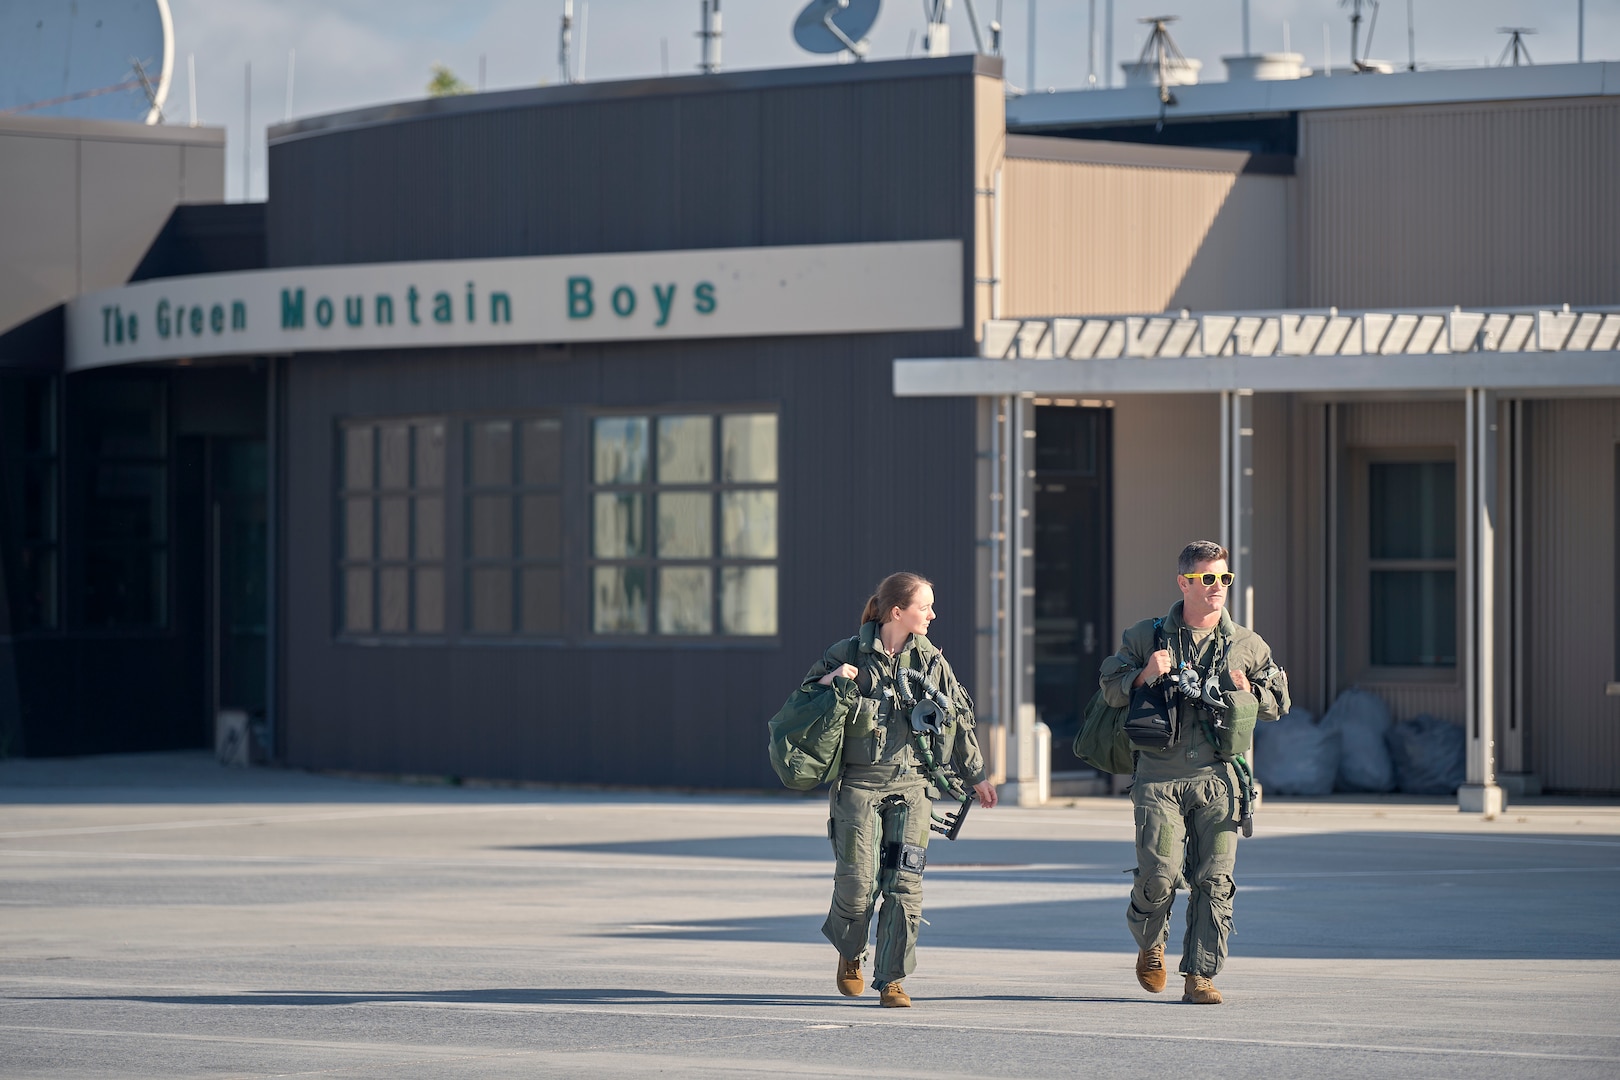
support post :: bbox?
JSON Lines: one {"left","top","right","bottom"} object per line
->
{"left": 1002, "top": 393, "right": 1045, "bottom": 805}
{"left": 1221, "top": 390, "right": 1254, "bottom": 627}
{"left": 1324, "top": 403, "right": 1339, "bottom": 707}
{"left": 1460, "top": 387, "right": 1506, "bottom": 816}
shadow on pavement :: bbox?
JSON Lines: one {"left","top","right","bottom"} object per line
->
{"left": 0, "top": 752, "right": 799, "bottom": 808}
{"left": 575, "top": 831, "right": 1620, "bottom": 961}
{"left": 40, "top": 987, "right": 1147, "bottom": 1008}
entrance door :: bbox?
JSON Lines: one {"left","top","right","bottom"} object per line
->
{"left": 207, "top": 438, "right": 268, "bottom": 735}
{"left": 1033, "top": 406, "right": 1112, "bottom": 775}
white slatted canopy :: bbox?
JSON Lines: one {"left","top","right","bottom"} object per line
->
{"left": 893, "top": 307, "right": 1620, "bottom": 396}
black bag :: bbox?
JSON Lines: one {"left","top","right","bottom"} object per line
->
{"left": 1123, "top": 680, "right": 1177, "bottom": 751}
{"left": 1121, "top": 620, "right": 1176, "bottom": 751}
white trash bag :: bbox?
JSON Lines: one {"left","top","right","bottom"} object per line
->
{"left": 1386, "top": 713, "right": 1467, "bottom": 795}
{"left": 1253, "top": 708, "right": 1338, "bottom": 796}
{"left": 1320, "top": 687, "right": 1397, "bottom": 793}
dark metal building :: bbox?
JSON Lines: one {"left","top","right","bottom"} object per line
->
{"left": 6, "top": 56, "right": 1000, "bottom": 789}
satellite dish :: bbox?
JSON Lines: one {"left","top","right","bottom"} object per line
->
{"left": 0, "top": 0, "right": 174, "bottom": 124}
{"left": 793, "top": 0, "right": 881, "bottom": 59}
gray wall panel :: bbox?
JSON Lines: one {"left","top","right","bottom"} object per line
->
{"left": 1524, "top": 398, "right": 1620, "bottom": 793}
{"left": 280, "top": 331, "right": 977, "bottom": 787}
{"left": 268, "top": 72, "right": 974, "bottom": 267}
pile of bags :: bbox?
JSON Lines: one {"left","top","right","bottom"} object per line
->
{"left": 1253, "top": 687, "right": 1466, "bottom": 796}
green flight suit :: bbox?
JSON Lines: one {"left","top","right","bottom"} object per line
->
{"left": 1099, "top": 602, "right": 1289, "bottom": 978}
{"left": 802, "top": 620, "right": 987, "bottom": 991}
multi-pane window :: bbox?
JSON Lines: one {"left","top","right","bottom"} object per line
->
{"left": 0, "top": 376, "right": 59, "bottom": 632}
{"left": 466, "top": 417, "right": 564, "bottom": 635}
{"left": 83, "top": 379, "right": 167, "bottom": 629}
{"left": 340, "top": 419, "right": 446, "bottom": 635}
{"left": 1368, "top": 461, "right": 1456, "bottom": 667}
{"left": 590, "top": 411, "right": 778, "bottom": 637}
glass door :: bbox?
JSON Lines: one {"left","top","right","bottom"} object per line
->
{"left": 1033, "top": 406, "right": 1113, "bottom": 775}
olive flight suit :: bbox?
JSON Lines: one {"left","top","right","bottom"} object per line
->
{"left": 802, "top": 620, "right": 987, "bottom": 991}
{"left": 1099, "top": 601, "right": 1289, "bottom": 979}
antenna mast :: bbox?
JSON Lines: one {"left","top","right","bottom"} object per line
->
{"left": 698, "top": 1, "right": 722, "bottom": 74}
{"left": 559, "top": 0, "right": 575, "bottom": 83}
{"left": 1340, "top": 0, "right": 1380, "bottom": 65}
{"left": 923, "top": 0, "right": 951, "bottom": 57}
{"left": 1496, "top": 27, "right": 1535, "bottom": 67}
{"left": 1087, "top": 0, "right": 1097, "bottom": 86}
{"left": 1136, "top": 15, "right": 1189, "bottom": 106}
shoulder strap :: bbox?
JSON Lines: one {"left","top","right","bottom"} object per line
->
{"left": 836, "top": 635, "right": 875, "bottom": 695}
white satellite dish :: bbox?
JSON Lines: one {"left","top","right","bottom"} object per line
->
{"left": 792, "top": 0, "right": 881, "bottom": 60}
{"left": 0, "top": 0, "right": 174, "bottom": 124}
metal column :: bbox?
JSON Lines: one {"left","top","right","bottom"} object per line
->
{"left": 1460, "top": 387, "right": 1506, "bottom": 815}
{"left": 1221, "top": 390, "right": 1254, "bottom": 628}
{"left": 1002, "top": 392, "right": 1043, "bottom": 805}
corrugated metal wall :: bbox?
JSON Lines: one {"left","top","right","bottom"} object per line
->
{"left": 1524, "top": 398, "right": 1620, "bottom": 793}
{"left": 1286, "top": 399, "right": 1329, "bottom": 716}
{"left": 268, "top": 63, "right": 987, "bottom": 788}
{"left": 1299, "top": 96, "right": 1620, "bottom": 308}
{"left": 1000, "top": 153, "right": 1288, "bottom": 317}
{"left": 1109, "top": 395, "right": 1221, "bottom": 643}
{"left": 1249, "top": 393, "right": 1292, "bottom": 665}
{"left": 270, "top": 69, "right": 978, "bottom": 269}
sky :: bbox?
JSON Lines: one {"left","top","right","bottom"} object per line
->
{"left": 148, "top": 0, "right": 1620, "bottom": 201}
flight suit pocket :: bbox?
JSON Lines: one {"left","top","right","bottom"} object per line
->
{"left": 849, "top": 696, "right": 879, "bottom": 736}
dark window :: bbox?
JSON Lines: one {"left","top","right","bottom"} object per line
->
{"left": 0, "top": 376, "right": 59, "bottom": 631}
{"left": 339, "top": 419, "right": 446, "bottom": 636}
{"left": 589, "top": 411, "right": 778, "bottom": 637}
{"left": 83, "top": 379, "right": 167, "bottom": 628}
{"left": 465, "top": 417, "right": 564, "bottom": 636}
{"left": 1368, "top": 461, "right": 1457, "bottom": 666}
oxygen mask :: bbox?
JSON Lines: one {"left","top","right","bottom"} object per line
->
{"left": 1172, "top": 662, "right": 1228, "bottom": 716}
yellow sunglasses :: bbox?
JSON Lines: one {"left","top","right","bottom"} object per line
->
{"left": 1182, "top": 572, "right": 1235, "bottom": 587}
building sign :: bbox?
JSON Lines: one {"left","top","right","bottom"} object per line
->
{"left": 66, "top": 240, "right": 963, "bottom": 371}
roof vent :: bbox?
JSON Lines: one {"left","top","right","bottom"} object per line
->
{"left": 1223, "top": 52, "right": 1308, "bottom": 81}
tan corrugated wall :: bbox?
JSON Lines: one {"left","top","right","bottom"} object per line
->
{"left": 1110, "top": 395, "right": 1221, "bottom": 644}
{"left": 1300, "top": 97, "right": 1620, "bottom": 308}
{"left": 975, "top": 74, "right": 1008, "bottom": 333}
{"left": 1250, "top": 393, "right": 1292, "bottom": 673}
{"left": 1287, "top": 400, "right": 1329, "bottom": 716}
{"left": 1001, "top": 157, "right": 1289, "bottom": 316}
{"left": 1524, "top": 399, "right": 1620, "bottom": 793}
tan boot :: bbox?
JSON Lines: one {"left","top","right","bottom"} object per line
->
{"left": 836, "top": 955, "right": 864, "bottom": 998}
{"left": 1183, "top": 974, "right": 1223, "bottom": 1004}
{"left": 1135, "top": 944, "right": 1167, "bottom": 993}
{"left": 879, "top": 981, "right": 912, "bottom": 1008}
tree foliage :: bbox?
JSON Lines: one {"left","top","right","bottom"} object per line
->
{"left": 427, "top": 63, "right": 472, "bottom": 97}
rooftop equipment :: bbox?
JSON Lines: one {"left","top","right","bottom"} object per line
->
{"left": 792, "top": 0, "right": 880, "bottom": 62}
{"left": 1497, "top": 27, "right": 1535, "bottom": 67}
{"left": 698, "top": 0, "right": 723, "bottom": 74}
{"left": 0, "top": 0, "right": 173, "bottom": 123}
{"left": 1121, "top": 16, "right": 1200, "bottom": 98}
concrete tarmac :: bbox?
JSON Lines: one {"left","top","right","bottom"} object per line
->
{"left": 2, "top": 752, "right": 1618, "bottom": 1079}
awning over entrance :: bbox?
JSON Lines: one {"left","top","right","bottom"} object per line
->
{"left": 895, "top": 305, "right": 1620, "bottom": 814}
{"left": 895, "top": 307, "right": 1620, "bottom": 396}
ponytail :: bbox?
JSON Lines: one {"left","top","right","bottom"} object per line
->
{"left": 860, "top": 572, "right": 932, "bottom": 629}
